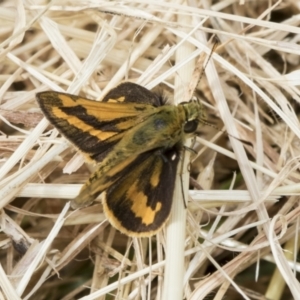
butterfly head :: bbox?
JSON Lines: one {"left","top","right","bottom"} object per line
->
{"left": 180, "top": 99, "right": 206, "bottom": 134}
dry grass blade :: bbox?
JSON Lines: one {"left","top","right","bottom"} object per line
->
{"left": 1, "top": 1, "right": 300, "bottom": 299}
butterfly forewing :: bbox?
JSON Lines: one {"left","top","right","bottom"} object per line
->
{"left": 37, "top": 89, "right": 157, "bottom": 162}
{"left": 103, "top": 148, "right": 180, "bottom": 236}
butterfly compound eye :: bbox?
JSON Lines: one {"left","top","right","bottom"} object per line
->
{"left": 183, "top": 120, "right": 198, "bottom": 133}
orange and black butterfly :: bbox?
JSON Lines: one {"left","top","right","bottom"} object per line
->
{"left": 37, "top": 82, "right": 205, "bottom": 237}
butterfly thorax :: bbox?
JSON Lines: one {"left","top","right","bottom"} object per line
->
{"left": 102, "top": 101, "right": 200, "bottom": 165}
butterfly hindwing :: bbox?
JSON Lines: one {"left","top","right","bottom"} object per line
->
{"left": 102, "top": 82, "right": 164, "bottom": 106}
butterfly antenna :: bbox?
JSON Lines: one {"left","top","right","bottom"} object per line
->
{"left": 197, "top": 117, "right": 253, "bottom": 148}
{"left": 199, "top": 38, "right": 219, "bottom": 87}
{"left": 193, "top": 39, "right": 219, "bottom": 109}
